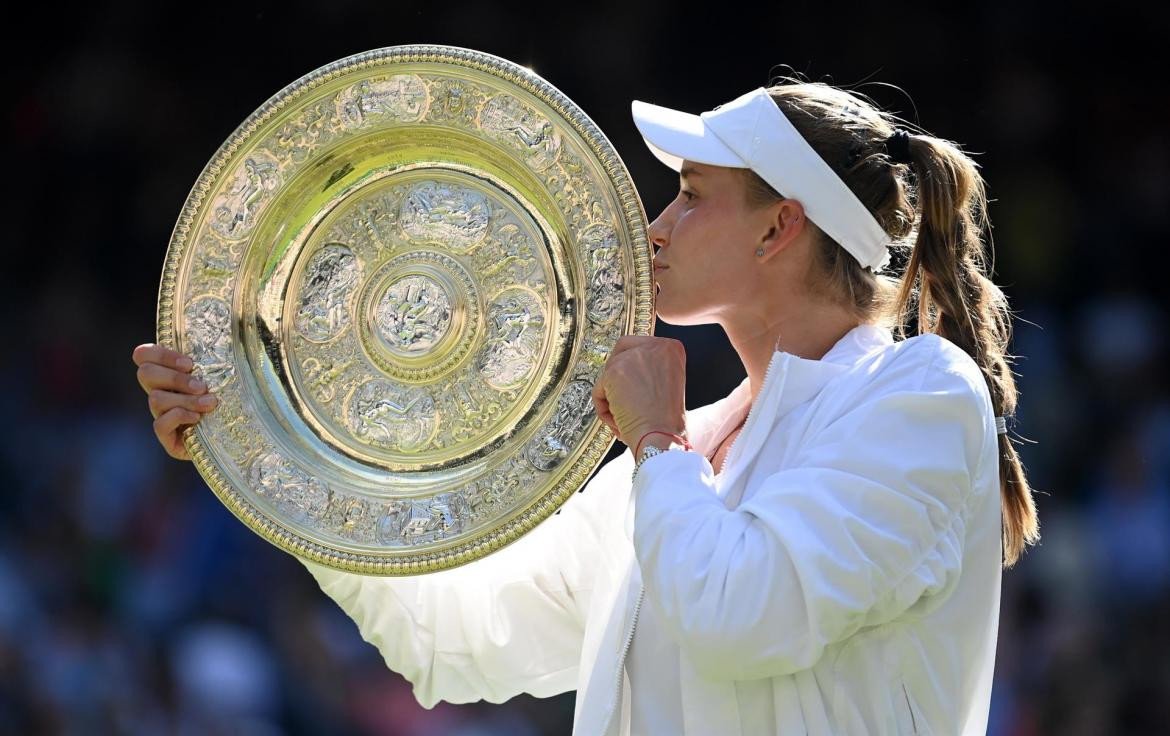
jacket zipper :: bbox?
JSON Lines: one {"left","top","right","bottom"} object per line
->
{"left": 721, "top": 350, "right": 782, "bottom": 476}
{"left": 601, "top": 351, "right": 781, "bottom": 731}
{"left": 901, "top": 680, "right": 919, "bottom": 733}
{"left": 603, "top": 584, "right": 645, "bottom": 733}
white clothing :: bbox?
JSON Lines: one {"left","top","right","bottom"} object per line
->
{"left": 299, "top": 323, "right": 1003, "bottom": 735}
{"left": 626, "top": 581, "right": 683, "bottom": 734}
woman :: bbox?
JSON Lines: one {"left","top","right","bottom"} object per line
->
{"left": 132, "top": 76, "right": 1039, "bottom": 734}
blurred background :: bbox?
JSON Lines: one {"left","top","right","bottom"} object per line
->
{"left": 3, "top": 1, "right": 1168, "bottom": 733}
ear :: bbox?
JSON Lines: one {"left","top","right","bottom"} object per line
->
{"left": 755, "top": 198, "right": 806, "bottom": 260}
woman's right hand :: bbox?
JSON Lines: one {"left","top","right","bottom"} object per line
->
{"left": 131, "top": 343, "right": 219, "bottom": 461}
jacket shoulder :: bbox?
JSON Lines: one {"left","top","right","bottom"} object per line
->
{"left": 895, "top": 334, "right": 993, "bottom": 419}
{"left": 848, "top": 333, "right": 994, "bottom": 472}
{"left": 864, "top": 333, "right": 986, "bottom": 393}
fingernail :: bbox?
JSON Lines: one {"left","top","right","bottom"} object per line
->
{"left": 178, "top": 356, "right": 194, "bottom": 370}
{"left": 198, "top": 394, "right": 217, "bottom": 407}
{"left": 189, "top": 378, "right": 205, "bottom": 391}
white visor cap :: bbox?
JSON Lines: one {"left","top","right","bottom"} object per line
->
{"left": 630, "top": 87, "right": 893, "bottom": 272}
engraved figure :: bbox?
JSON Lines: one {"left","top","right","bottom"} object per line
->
{"left": 479, "top": 94, "right": 562, "bottom": 170}
{"left": 479, "top": 223, "right": 541, "bottom": 284}
{"left": 295, "top": 244, "right": 360, "bottom": 342}
{"left": 184, "top": 295, "right": 235, "bottom": 391}
{"left": 210, "top": 154, "right": 280, "bottom": 239}
{"left": 478, "top": 288, "right": 545, "bottom": 389}
{"left": 399, "top": 500, "right": 453, "bottom": 543}
{"left": 398, "top": 182, "right": 491, "bottom": 250}
{"left": 301, "top": 356, "right": 352, "bottom": 403}
{"left": 525, "top": 380, "right": 595, "bottom": 472}
{"left": 273, "top": 100, "right": 334, "bottom": 164}
{"left": 346, "top": 379, "right": 437, "bottom": 452}
{"left": 581, "top": 223, "right": 625, "bottom": 325}
{"left": 347, "top": 197, "right": 397, "bottom": 252}
{"left": 320, "top": 493, "right": 373, "bottom": 542}
{"left": 248, "top": 452, "right": 330, "bottom": 522}
{"left": 387, "top": 492, "right": 465, "bottom": 543}
{"left": 374, "top": 275, "right": 452, "bottom": 353}
{"left": 336, "top": 75, "right": 428, "bottom": 129}
{"left": 375, "top": 499, "right": 413, "bottom": 545}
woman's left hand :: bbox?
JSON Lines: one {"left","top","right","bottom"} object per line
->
{"left": 591, "top": 335, "right": 689, "bottom": 452}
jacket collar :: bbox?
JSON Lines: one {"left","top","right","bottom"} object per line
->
{"left": 689, "top": 322, "right": 895, "bottom": 473}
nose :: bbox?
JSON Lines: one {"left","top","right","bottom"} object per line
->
{"left": 647, "top": 206, "right": 672, "bottom": 255}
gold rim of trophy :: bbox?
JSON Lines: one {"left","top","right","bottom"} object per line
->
{"left": 156, "top": 44, "right": 654, "bottom": 575}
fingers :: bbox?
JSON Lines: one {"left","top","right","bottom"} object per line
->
{"left": 132, "top": 343, "right": 194, "bottom": 371}
{"left": 137, "top": 361, "right": 206, "bottom": 396}
{"left": 135, "top": 343, "right": 206, "bottom": 461}
{"left": 608, "top": 334, "right": 656, "bottom": 359}
{"left": 593, "top": 398, "right": 616, "bottom": 435}
{"left": 147, "top": 388, "right": 219, "bottom": 420}
{"left": 154, "top": 406, "right": 201, "bottom": 460}
{"left": 590, "top": 375, "right": 616, "bottom": 434}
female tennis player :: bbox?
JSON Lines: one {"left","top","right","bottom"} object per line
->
{"left": 133, "top": 75, "right": 1039, "bottom": 735}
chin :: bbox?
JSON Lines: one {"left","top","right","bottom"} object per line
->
{"left": 653, "top": 302, "right": 703, "bottom": 327}
{"left": 653, "top": 282, "right": 707, "bottom": 326}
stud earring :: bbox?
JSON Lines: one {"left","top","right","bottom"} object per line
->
{"left": 756, "top": 247, "right": 765, "bottom": 256}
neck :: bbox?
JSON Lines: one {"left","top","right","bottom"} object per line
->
{"left": 723, "top": 307, "right": 861, "bottom": 408}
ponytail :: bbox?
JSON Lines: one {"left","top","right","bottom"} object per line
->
{"left": 892, "top": 132, "right": 1041, "bottom": 568}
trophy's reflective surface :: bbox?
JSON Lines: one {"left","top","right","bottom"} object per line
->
{"left": 157, "top": 45, "right": 654, "bottom": 575}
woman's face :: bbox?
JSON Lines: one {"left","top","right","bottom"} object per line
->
{"left": 648, "top": 159, "right": 805, "bottom": 327}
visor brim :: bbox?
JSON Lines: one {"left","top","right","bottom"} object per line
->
{"left": 631, "top": 99, "right": 747, "bottom": 171}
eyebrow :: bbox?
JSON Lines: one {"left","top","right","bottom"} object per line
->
{"left": 679, "top": 166, "right": 704, "bottom": 181}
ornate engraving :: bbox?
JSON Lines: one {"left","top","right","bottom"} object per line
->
{"left": 198, "top": 232, "right": 244, "bottom": 279}
{"left": 336, "top": 75, "right": 429, "bottom": 129}
{"left": 271, "top": 98, "right": 338, "bottom": 166}
{"left": 248, "top": 452, "right": 331, "bottom": 523}
{"left": 581, "top": 222, "right": 625, "bottom": 325}
{"left": 301, "top": 356, "right": 353, "bottom": 403}
{"left": 345, "top": 378, "right": 439, "bottom": 452}
{"left": 184, "top": 295, "right": 235, "bottom": 391}
{"left": 399, "top": 181, "right": 491, "bottom": 250}
{"left": 200, "top": 382, "right": 260, "bottom": 467}
{"left": 377, "top": 491, "right": 469, "bottom": 546}
{"left": 353, "top": 248, "right": 482, "bottom": 383}
{"left": 478, "top": 222, "right": 543, "bottom": 286}
{"left": 328, "top": 194, "right": 401, "bottom": 259}
{"left": 319, "top": 492, "right": 377, "bottom": 544}
{"left": 210, "top": 152, "right": 281, "bottom": 240}
{"left": 374, "top": 274, "right": 453, "bottom": 354}
{"left": 479, "top": 93, "right": 562, "bottom": 170}
{"left": 438, "top": 378, "right": 513, "bottom": 446}
{"left": 423, "top": 77, "right": 486, "bottom": 128}
{"left": 524, "top": 380, "right": 596, "bottom": 472}
{"left": 478, "top": 287, "right": 545, "bottom": 390}
{"left": 295, "top": 243, "right": 361, "bottom": 342}
{"left": 460, "top": 459, "right": 532, "bottom": 526}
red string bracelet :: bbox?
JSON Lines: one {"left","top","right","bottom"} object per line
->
{"left": 634, "top": 430, "right": 693, "bottom": 458}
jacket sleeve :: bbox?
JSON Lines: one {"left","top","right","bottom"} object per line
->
{"left": 630, "top": 358, "right": 989, "bottom": 681}
{"left": 298, "top": 449, "right": 634, "bottom": 708}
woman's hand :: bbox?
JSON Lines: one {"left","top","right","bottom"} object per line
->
{"left": 131, "top": 343, "right": 219, "bottom": 461}
{"left": 591, "top": 335, "right": 689, "bottom": 453}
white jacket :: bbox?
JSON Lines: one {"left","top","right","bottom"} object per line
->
{"left": 299, "top": 323, "right": 1003, "bottom": 735}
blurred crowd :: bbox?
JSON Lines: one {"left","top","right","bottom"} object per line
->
{"left": 3, "top": 2, "right": 1168, "bottom": 734}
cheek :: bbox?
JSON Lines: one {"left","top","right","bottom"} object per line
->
{"left": 674, "top": 206, "right": 712, "bottom": 244}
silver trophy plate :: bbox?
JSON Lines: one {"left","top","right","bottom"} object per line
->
{"left": 156, "top": 44, "right": 654, "bottom": 575}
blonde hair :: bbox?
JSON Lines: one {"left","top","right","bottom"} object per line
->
{"left": 738, "top": 75, "right": 1040, "bottom": 568}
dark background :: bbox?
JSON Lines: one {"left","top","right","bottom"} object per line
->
{"left": 3, "top": 1, "right": 1169, "bottom": 733}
